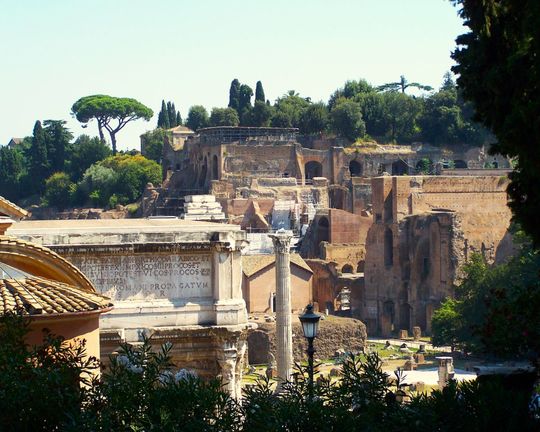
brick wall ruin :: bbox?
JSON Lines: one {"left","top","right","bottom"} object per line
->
{"left": 361, "top": 175, "right": 513, "bottom": 336}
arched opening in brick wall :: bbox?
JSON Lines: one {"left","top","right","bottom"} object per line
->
{"left": 356, "top": 261, "right": 365, "bottom": 273}
{"left": 212, "top": 155, "right": 218, "bottom": 180}
{"left": 305, "top": 161, "right": 322, "bottom": 180}
{"left": 399, "top": 303, "right": 412, "bottom": 332}
{"left": 382, "top": 300, "right": 395, "bottom": 335}
{"left": 199, "top": 157, "right": 208, "bottom": 187}
{"left": 341, "top": 264, "right": 353, "bottom": 273}
{"left": 349, "top": 160, "right": 362, "bottom": 177}
{"left": 316, "top": 216, "right": 329, "bottom": 248}
{"left": 392, "top": 160, "right": 408, "bottom": 175}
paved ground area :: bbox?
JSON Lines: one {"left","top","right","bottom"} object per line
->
{"left": 397, "top": 368, "right": 476, "bottom": 386}
{"left": 367, "top": 337, "right": 451, "bottom": 352}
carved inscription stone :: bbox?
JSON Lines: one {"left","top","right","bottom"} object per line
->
{"left": 69, "top": 253, "right": 212, "bottom": 301}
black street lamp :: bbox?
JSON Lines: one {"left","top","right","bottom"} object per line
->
{"left": 299, "top": 303, "right": 321, "bottom": 399}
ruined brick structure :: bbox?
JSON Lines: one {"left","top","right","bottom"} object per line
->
{"left": 146, "top": 127, "right": 511, "bottom": 220}
{"left": 361, "top": 175, "right": 513, "bottom": 336}
{"left": 140, "top": 127, "right": 514, "bottom": 327}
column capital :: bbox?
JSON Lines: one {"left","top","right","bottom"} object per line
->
{"left": 269, "top": 229, "right": 293, "bottom": 254}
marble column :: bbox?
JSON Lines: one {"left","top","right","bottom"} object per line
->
{"left": 269, "top": 229, "right": 293, "bottom": 386}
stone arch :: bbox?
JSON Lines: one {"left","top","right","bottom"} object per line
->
{"left": 382, "top": 300, "right": 395, "bottom": 336}
{"left": 199, "top": 157, "right": 208, "bottom": 187}
{"left": 212, "top": 155, "right": 219, "bottom": 180}
{"left": 349, "top": 160, "right": 362, "bottom": 177}
{"left": 356, "top": 261, "right": 365, "bottom": 273}
{"left": 391, "top": 160, "right": 408, "bottom": 175}
{"left": 341, "top": 264, "right": 353, "bottom": 273}
{"left": 0, "top": 236, "right": 95, "bottom": 292}
{"left": 305, "top": 161, "right": 322, "bottom": 180}
{"left": 384, "top": 228, "right": 393, "bottom": 266}
{"left": 399, "top": 303, "right": 412, "bottom": 332}
{"left": 316, "top": 216, "right": 329, "bottom": 245}
{"left": 454, "top": 159, "right": 467, "bottom": 169}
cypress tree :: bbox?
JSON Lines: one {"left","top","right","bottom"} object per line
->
{"left": 157, "top": 100, "right": 164, "bottom": 128}
{"left": 162, "top": 100, "right": 170, "bottom": 128}
{"left": 167, "top": 102, "right": 176, "bottom": 127}
{"left": 228, "top": 79, "right": 241, "bottom": 112}
{"left": 176, "top": 111, "right": 182, "bottom": 126}
{"left": 29, "top": 120, "right": 49, "bottom": 191}
{"left": 43, "top": 120, "right": 72, "bottom": 173}
{"left": 255, "top": 81, "right": 265, "bottom": 103}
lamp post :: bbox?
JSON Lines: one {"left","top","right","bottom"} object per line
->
{"left": 299, "top": 304, "right": 321, "bottom": 399}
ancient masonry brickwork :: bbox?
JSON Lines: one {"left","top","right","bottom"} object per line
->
{"left": 361, "top": 175, "right": 513, "bottom": 336}
{"left": 145, "top": 126, "right": 511, "bottom": 221}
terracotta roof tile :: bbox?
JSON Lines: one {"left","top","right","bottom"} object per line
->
{"left": 0, "top": 276, "right": 112, "bottom": 316}
{"left": 0, "top": 235, "right": 96, "bottom": 293}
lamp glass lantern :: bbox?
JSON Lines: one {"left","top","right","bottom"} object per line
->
{"left": 299, "top": 304, "right": 321, "bottom": 339}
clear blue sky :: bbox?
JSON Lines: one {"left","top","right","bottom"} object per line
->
{"left": 0, "top": 0, "right": 466, "bottom": 151}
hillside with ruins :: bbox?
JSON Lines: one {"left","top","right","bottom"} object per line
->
{"left": 2, "top": 1, "right": 540, "bottom": 428}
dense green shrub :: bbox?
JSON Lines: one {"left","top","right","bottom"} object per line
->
{"left": 99, "top": 154, "right": 161, "bottom": 203}
{"left": 43, "top": 172, "right": 75, "bottom": 209}
{"left": 0, "top": 314, "right": 537, "bottom": 431}
{"left": 78, "top": 164, "right": 117, "bottom": 207}
{"left": 0, "top": 313, "right": 99, "bottom": 432}
{"left": 432, "top": 235, "right": 540, "bottom": 359}
{"left": 77, "top": 154, "right": 161, "bottom": 207}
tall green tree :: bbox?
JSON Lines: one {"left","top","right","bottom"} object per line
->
{"left": 0, "top": 146, "right": 25, "bottom": 201}
{"left": 255, "top": 81, "right": 265, "bottom": 103}
{"left": 43, "top": 120, "right": 72, "bottom": 173}
{"left": 451, "top": 0, "right": 540, "bottom": 245}
{"left": 377, "top": 75, "right": 433, "bottom": 94}
{"left": 238, "top": 84, "right": 253, "bottom": 124}
{"left": 157, "top": 100, "right": 170, "bottom": 129}
{"left": 66, "top": 135, "right": 112, "bottom": 181}
{"left": 140, "top": 129, "right": 168, "bottom": 164}
{"left": 271, "top": 90, "right": 311, "bottom": 128}
{"left": 71, "top": 95, "right": 153, "bottom": 155}
{"left": 250, "top": 100, "right": 274, "bottom": 127}
{"left": 228, "top": 79, "right": 241, "bottom": 111}
{"left": 209, "top": 107, "right": 240, "bottom": 127}
{"left": 329, "top": 79, "right": 374, "bottom": 109}
{"left": 29, "top": 120, "right": 49, "bottom": 192}
{"left": 186, "top": 105, "right": 209, "bottom": 131}
{"left": 441, "top": 71, "right": 456, "bottom": 91}
{"left": 330, "top": 98, "right": 365, "bottom": 142}
{"left": 167, "top": 102, "right": 177, "bottom": 127}
{"left": 381, "top": 91, "right": 423, "bottom": 143}
{"left": 299, "top": 102, "right": 329, "bottom": 135}
{"left": 176, "top": 111, "right": 182, "bottom": 126}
